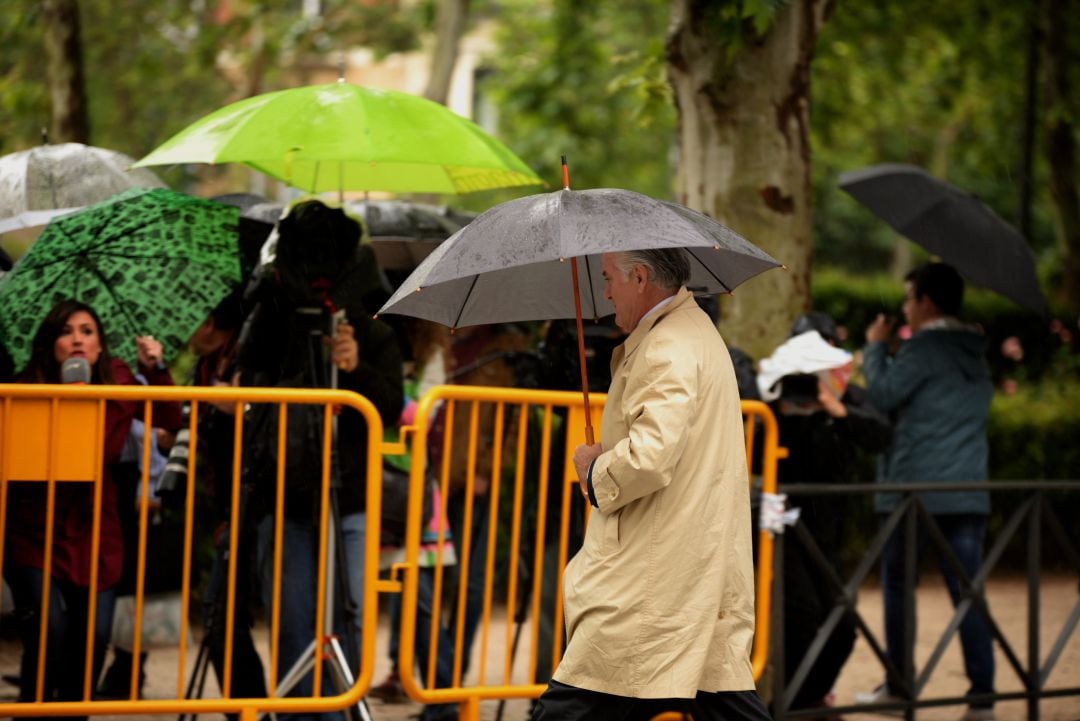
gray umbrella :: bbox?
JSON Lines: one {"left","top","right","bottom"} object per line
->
{"left": 839, "top": 163, "right": 1047, "bottom": 313}
{"left": 377, "top": 185, "right": 781, "bottom": 442}
{"left": 0, "top": 142, "right": 166, "bottom": 234}
{"left": 377, "top": 187, "right": 781, "bottom": 328}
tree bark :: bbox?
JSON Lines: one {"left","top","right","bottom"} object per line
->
{"left": 667, "top": 0, "right": 827, "bottom": 359}
{"left": 424, "top": 0, "right": 469, "bottom": 105}
{"left": 1043, "top": 0, "right": 1080, "bottom": 310}
{"left": 43, "top": 0, "right": 90, "bottom": 143}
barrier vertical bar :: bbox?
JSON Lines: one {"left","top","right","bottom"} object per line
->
{"left": 270, "top": 402, "right": 288, "bottom": 693}
{"left": 312, "top": 402, "right": 335, "bottom": 696}
{"left": 452, "top": 400, "right": 481, "bottom": 687}
{"left": 1028, "top": 492, "right": 1042, "bottom": 721}
{"left": 527, "top": 405, "right": 553, "bottom": 685}
{"left": 477, "top": 401, "right": 506, "bottom": 682}
{"left": 502, "top": 403, "right": 530, "bottom": 685}
{"left": 35, "top": 397, "right": 60, "bottom": 702}
{"left": 82, "top": 397, "right": 107, "bottom": 701}
{"left": 130, "top": 399, "right": 155, "bottom": 697}
{"left": 903, "top": 504, "right": 918, "bottom": 721}
{"left": 177, "top": 400, "right": 200, "bottom": 697}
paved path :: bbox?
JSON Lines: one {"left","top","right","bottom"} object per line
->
{"left": 1, "top": 575, "right": 1078, "bottom": 720}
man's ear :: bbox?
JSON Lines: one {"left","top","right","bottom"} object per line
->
{"left": 633, "top": 265, "right": 648, "bottom": 288}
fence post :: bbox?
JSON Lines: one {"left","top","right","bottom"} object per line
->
{"left": 1027, "top": 491, "right": 1042, "bottom": 721}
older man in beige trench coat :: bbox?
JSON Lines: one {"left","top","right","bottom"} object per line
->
{"left": 531, "top": 249, "right": 771, "bottom": 721}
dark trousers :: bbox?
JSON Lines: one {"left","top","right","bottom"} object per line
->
{"left": 782, "top": 536, "right": 855, "bottom": 708}
{"left": 532, "top": 679, "right": 772, "bottom": 721}
{"left": 5, "top": 564, "right": 116, "bottom": 721}
{"left": 880, "top": 513, "right": 995, "bottom": 707}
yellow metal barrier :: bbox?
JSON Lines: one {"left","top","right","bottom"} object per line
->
{"left": 394, "top": 386, "right": 784, "bottom": 720}
{"left": 0, "top": 382, "right": 783, "bottom": 720}
{"left": 0, "top": 383, "right": 385, "bottom": 719}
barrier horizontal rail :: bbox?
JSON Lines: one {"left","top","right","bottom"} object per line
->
{"left": 0, "top": 383, "right": 385, "bottom": 720}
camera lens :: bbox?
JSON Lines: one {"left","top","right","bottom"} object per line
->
{"left": 158, "top": 427, "right": 190, "bottom": 501}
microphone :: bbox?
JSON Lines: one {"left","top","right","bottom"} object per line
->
{"left": 61, "top": 357, "right": 91, "bottom": 384}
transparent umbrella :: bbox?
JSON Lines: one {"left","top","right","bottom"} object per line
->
{"left": 0, "top": 142, "right": 166, "bottom": 234}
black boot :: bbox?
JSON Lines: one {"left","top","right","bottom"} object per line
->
{"left": 96, "top": 649, "right": 146, "bottom": 699}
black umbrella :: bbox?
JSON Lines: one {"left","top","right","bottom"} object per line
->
{"left": 839, "top": 163, "right": 1047, "bottom": 313}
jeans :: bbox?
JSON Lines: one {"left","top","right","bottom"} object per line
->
{"left": 445, "top": 491, "right": 489, "bottom": 678}
{"left": 386, "top": 567, "right": 455, "bottom": 719}
{"left": 881, "top": 513, "right": 995, "bottom": 707}
{"left": 5, "top": 565, "right": 116, "bottom": 720}
{"left": 257, "top": 511, "right": 366, "bottom": 721}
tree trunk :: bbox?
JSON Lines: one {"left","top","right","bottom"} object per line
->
{"left": 667, "top": 0, "right": 827, "bottom": 360}
{"left": 43, "top": 0, "right": 89, "bottom": 143}
{"left": 1043, "top": 0, "right": 1080, "bottom": 310}
{"left": 424, "top": 0, "right": 470, "bottom": 105}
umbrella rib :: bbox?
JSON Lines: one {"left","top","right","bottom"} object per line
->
{"left": 450, "top": 275, "right": 480, "bottom": 330}
{"left": 83, "top": 256, "right": 143, "bottom": 341}
{"left": 582, "top": 254, "right": 599, "bottom": 321}
{"left": 687, "top": 248, "right": 731, "bottom": 293}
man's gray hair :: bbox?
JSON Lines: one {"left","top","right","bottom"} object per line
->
{"left": 615, "top": 249, "right": 691, "bottom": 291}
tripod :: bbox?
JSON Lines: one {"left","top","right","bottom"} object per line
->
{"left": 267, "top": 307, "right": 371, "bottom": 721}
{"left": 181, "top": 480, "right": 267, "bottom": 721}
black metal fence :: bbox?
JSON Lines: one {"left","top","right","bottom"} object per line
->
{"left": 771, "top": 481, "right": 1080, "bottom": 721}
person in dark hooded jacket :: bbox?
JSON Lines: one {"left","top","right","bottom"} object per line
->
{"left": 857, "top": 263, "right": 996, "bottom": 721}
{"left": 239, "top": 200, "right": 403, "bottom": 720}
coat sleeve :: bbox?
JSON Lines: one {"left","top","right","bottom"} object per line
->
{"left": 589, "top": 334, "right": 696, "bottom": 514}
{"left": 137, "top": 361, "right": 183, "bottom": 431}
{"left": 105, "top": 360, "right": 139, "bottom": 464}
{"left": 837, "top": 384, "right": 892, "bottom": 453}
{"left": 862, "top": 339, "right": 929, "bottom": 413}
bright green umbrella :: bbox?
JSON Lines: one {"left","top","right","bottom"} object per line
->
{"left": 134, "top": 81, "right": 543, "bottom": 195}
{"left": 0, "top": 188, "right": 241, "bottom": 371}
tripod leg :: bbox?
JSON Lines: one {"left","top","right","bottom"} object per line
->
{"left": 272, "top": 637, "right": 319, "bottom": 700}
{"left": 324, "top": 637, "right": 372, "bottom": 721}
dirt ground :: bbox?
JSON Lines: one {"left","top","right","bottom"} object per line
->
{"left": 1, "top": 574, "right": 1077, "bottom": 721}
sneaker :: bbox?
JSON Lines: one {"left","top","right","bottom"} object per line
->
{"left": 368, "top": 671, "right": 409, "bottom": 704}
{"left": 959, "top": 708, "right": 995, "bottom": 721}
{"left": 853, "top": 683, "right": 904, "bottom": 707}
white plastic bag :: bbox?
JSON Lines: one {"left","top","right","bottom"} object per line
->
{"left": 110, "top": 592, "right": 190, "bottom": 651}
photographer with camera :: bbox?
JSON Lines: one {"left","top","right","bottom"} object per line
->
{"left": 239, "top": 200, "right": 403, "bottom": 720}
{"left": 165, "top": 290, "right": 272, "bottom": 711}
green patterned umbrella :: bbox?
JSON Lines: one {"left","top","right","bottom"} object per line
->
{"left": 0, "top": 188, "right": 241, "bottom": 372}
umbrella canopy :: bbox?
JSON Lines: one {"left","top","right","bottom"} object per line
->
{"left": 0, "top": 188, "right": 242, "bottom": 371}
{"left": 377, "top": 187, "right": 782, "bottom": 328}
{"left": 0, "top": 142, "right": 166, "bottom": 234}
{"left": 839, "top": 163, "right": 1047, "bottom": 313}
{"left": 134, "top": 81, "right": 543, "bottom": 195}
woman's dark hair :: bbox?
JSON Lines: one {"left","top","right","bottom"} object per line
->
{"left": 19, "top": 299, "right": 115, "bottom": 384}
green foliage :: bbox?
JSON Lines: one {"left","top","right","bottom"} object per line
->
{"left": 811, "top": 1, "right": 1060, "bottom": 273}
{"left": 478, "top": 0, "right": 675, "bottom": 199}
{"left": 0, "top": 0, "right": 422, "bottom": 165}
{"left": 0, "top": 4, "right": 49, "bottom": 150}
{"left": 989, "top": 379, "right": 1080, "bottom": 480}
